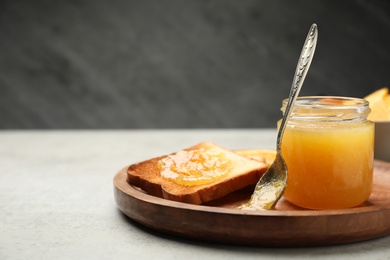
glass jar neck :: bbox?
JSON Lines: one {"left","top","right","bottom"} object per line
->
{"left": 281, "top": 96, "right": 371, "bottom": 122}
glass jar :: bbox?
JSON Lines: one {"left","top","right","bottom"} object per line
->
{"left": 279, "top": 96, "right": 374, "bottom": 209}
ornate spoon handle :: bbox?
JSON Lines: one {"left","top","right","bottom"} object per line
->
{"left": 276, "top": 24, "right": 318, "bottom": 152}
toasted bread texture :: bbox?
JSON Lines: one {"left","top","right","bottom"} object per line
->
{"left": 127, "top": 142, "right": 268, "bottom": 204}
{"left": 235, "top": 149, "right": 276, "bottom": 166}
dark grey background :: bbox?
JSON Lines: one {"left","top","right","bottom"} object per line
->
{"left": 1, "top": 0, "right": 389, "bottom": 129}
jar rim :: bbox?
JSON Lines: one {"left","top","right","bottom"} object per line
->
{"left": 281, "top": 96, "right": 371, "bottom": 121}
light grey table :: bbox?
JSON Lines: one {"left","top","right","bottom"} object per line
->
{"left": 1, "top": 130, "right": 390, "bottom": 260}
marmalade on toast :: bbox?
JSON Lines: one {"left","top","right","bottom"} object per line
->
{"left": 157, "top": 148, "right": 233, "bottom": 186}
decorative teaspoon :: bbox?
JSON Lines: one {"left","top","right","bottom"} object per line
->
{"left": 239, "top": 23, "right": 318, "bottom": 210}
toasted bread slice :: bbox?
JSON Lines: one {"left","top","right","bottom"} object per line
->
{"left": 235, "top": 149, "right": 276, "bottom": 166}
{"left": 127, "top": 142, "right": 268, "bottom": 204}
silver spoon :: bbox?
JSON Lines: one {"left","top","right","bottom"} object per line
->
{"left": 239, "top": 24, "right": 318, "bottom": 210}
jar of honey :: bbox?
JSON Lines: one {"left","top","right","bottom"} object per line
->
{"left": 280, "top": 96, "right": 374, "bottom": 209}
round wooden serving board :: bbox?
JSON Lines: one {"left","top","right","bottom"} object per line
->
{"left": 114, "top": 160, "right": 390, "bottom": 247}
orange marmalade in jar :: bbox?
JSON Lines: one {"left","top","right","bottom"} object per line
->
{"left": 280, "top": 96, "right": 374, "bottom": 209}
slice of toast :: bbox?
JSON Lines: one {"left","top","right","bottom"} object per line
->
{"left": 235, "top": 149, "right": 276, "bottom": 166}
{"left": 127, "top": 142, "right": 268, "bottom": 204}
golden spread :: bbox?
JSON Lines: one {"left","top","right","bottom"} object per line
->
{"left": 157, "top": 148, "right": 233, "bottom": 186}
{"left": 280, "top": 96, "right": 374, "bottom": 209}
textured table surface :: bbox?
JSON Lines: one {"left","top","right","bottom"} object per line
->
{"left": 1, "top": 130, "right": 390, "bottom": 259}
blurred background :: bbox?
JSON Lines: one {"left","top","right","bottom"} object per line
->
{"left": 0, "top": 0, "right": 389, "bottom": 129}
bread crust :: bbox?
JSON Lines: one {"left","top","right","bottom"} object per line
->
{"left": 127, "top": 142, "right": 268, "bottom": 204}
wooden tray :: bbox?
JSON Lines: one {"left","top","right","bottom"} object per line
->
{"left": 113, "top": 160, "right": 390, "bottom": 247}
